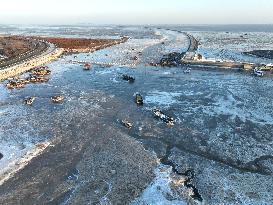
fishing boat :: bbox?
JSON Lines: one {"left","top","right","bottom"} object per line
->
{"left": 51, "top": 95, "right": 64, "bottom": 103}
{"left": 122, "top": 119, "right": 133, "bottom": 129}
{"left": 25, "top": 97, "right": 36, "bottom": 106}
{"left": 253, "top": 67, "right": 264, "bottom": 77}
{"left": 152, "top": 108, "right": 175, "bottom": 126}
{"left": 135, "top": 93, "right": 144, "bottom": 106}
{"left": 122, "top": 74, "right": 135, "bottom": 83}
{"left": 83, "top": 63, "right": 91, "bottom": 70}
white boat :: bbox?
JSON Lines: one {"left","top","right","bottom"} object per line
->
{"left": 152, "top": 108, "right": 175, "bottom": 126}
{"left": 122, "top": 119, "right": 133, "bottom": 129}
{"left": 253, "top": 67, "right": 264, "bottom": 77}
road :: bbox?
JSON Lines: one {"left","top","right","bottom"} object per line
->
{"left": 184, "top": 32, "right": 198, "bottom": 52}
{"left": 0, "top": 39, "right": 49, "bottom": 70}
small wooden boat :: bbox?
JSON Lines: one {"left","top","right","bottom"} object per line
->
{"left": 6, "top": 81, "right": 17, "bottom": 89}
{"left": 122, "top": 74, "right": 135, "bottom": 83}
{"left": 122, "top": 119, "right": 133, "bottom": 129}
{"left": 135, "top": 93, "right": 144, "bottom": 106}
{"left": 184, "top": 68, "right": 191, "bottom": 74}
{"left": 51, "top": 95, "right": 64, "bottom": 103}
{"left": 83, "top": 63, "right": 91, "bottom": 70}
{"left": 25, "top": 97, "right": 36, "bottom": 106}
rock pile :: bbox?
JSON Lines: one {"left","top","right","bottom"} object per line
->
{"left": 159, "top": 52, "right": 185, "bottom": 67}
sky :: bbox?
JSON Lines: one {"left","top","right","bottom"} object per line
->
{"left": 0, "top": 0, "right": 273, "bottom": 25}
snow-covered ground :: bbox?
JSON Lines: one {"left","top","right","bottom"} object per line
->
{"left": 144, "top": 91, "right": 183, "bottom": 108}
{"left": 0, "top": 98, "right": 50, "bottom": 184}
{"left": 64, "top": 28, "right": 191, "bottom": 68}
{"left": 154, "top": 29, "right": 189, "bottom": 54}
{"left": 66, "top": 38, "right": 162, "bottom": 67}
{"left": 190, "top": 32, "right": 273, "bottom": 64}
{"left": 131, "top": 165, "right": 187, "bottom": 205}
{"left": 0, "top": 141, "right": 50, "bottom": 185}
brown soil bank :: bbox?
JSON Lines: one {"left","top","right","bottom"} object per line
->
{"left": 39, "top": 36, "right": 128, "bottom": 52}
{"left": 0, "top": 36, "right": 33, "bottom": 59}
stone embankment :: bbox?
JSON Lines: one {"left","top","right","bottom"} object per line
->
{"left": 0, "top": 46, "right": 63, "bottom": 81}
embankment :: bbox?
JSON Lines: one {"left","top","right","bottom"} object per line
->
{"left": 0, "top": 47, "right": 63, "bottom": 81}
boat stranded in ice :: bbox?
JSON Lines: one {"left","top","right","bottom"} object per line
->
{"left": 122, "top": 119, "right": 133, "bottom": 129}
{"left": 25, "top": 97, "right": 36, "bottom": 106}
{"left": 122, "top": 74, "right": 135, "bottom": 83}
{"left": 135, "top": 93, "right": 144, "bottom": 106}
{"left": 253, "top": 67, "right": 264, "bottom": 77}
{"left": 51, "top": 96, "right": 65, "bottom": 103}
{"left": 152, "top": 108, "right": 175, "bottom": 126}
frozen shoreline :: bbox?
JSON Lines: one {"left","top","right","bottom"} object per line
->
{"left": 0, "top": 46, "right": 63, "bottom": 81}
{"left": 0, "top": 141, "right": 51, "bottom": 186}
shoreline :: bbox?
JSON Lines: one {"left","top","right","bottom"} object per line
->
{"left": 0, "top": 36, "right": 128, "bottom": 81}
{"left": 0, "top": 141, "right": 51, "bottom": 186}
{"left": 0, "top": 47, "right": 63, "bottom": 81}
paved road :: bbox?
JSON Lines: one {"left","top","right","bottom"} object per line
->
{"left": 155, "top": 27, "right": 198, "bottom": 53}
{"left": 184, "top": 32, "right": 198, "bottom": 52}
{"left": 0, "top": 39, "right": 49, "bottom": 70}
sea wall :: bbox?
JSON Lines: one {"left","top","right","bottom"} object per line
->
{"left": 0, "top": 48, "right": 64, "bottom": 81}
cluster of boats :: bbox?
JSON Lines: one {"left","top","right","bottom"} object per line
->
{"left": 31, "top": 66, "right": 51, "bottom": 76}
{"left": 4, "top": 65, "right": 65, "bottom": 106}
{"left": 24, "top": 95, "right": 64, "bottom": 106}
{"left": 6, "top": 79, "right": 28, "bottom": 89}
{"left": 121, "top": 75, "right": 175, "bottom": 129}
{"left": 6, "top": 66, "right": 51, "bottom": 89}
